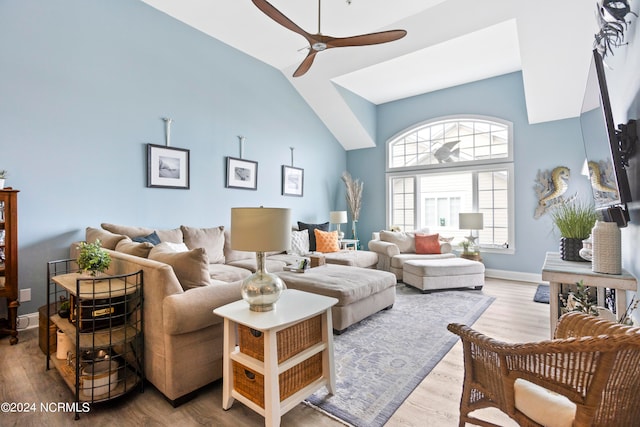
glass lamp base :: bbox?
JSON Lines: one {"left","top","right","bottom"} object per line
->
{"left": 241, "top": 252, "right": 285, "bottom": 312}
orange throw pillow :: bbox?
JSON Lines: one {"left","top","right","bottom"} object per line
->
{"left": 415, "top": 233, "right": 441, "bottom": 254}
{"left": 314, "top": 229, "right": 340, "bottom": 253}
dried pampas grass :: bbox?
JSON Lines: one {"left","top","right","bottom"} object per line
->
{"left": 341, "top": 171, "right": 363, "bottom": 221}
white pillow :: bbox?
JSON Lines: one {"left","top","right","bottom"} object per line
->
{"left": 514, "top": 378, "right": 576, "bottom": 427}
{"left": 164, "top": 242, "right": 189, "bottom": 252}
{"left": 288, "top": 229, "right": 309, "bottom": 255}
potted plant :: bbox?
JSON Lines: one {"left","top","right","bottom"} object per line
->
{"left": 58, "top": 299, "right": 70, "bottom": 319}
{"left": 550, "top": 198, "right": 597, "bottom": 261}
{"left": 0, "top": 170, "right": 7, "bottom": 189}
{"left": 77, "top": 239, "right": 111, "bottom": 276}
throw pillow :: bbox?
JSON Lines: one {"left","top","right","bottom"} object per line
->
{"left": 180, "top": 225, "right": 225, "bottom": 264}
{"left": 164, "top": 241, "right": 189, "bottom": 252}
{"left": 314, "top": 229, "right": 340, "bottom": 253}
{"left": 415, "top": 233, "right": 441, "bottom": 254}
{"left": 297, "top": 221, "right": 329, "bottom": 252}
{"left": 148, "top": 242, "right": 211, "bottom": 290}
{"left": 115, "top": 237, "right": 154, "bottom": 258}
{"left": 288, "top": 229, "right": 310, "bottom": 255}
{"left": 132, "top": 231, "right": 161, "bottom": 245}
{"left": 380, "top": 230, "right": 416, "bottom": 253}
{"left": 101, "top": 223, "right": 183, "bottom": 243}
{"left": 85, "top": 227, "right": 126, "bottom": 250}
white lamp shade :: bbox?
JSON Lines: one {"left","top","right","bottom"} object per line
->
{"left": 330, "top": 211, "right": 348, "bottom": 224}
{"left": 231, "top": 207, "right": 291, "bottom": 252}
{"left": 459, "top": 213, "right": 484, "bottom": 230}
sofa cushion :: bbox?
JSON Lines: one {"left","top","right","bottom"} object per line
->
{"left": 226, "top": 258, "right": 287, "bottom": 273}
{"left": 415, "top": 233, "right": 441, "bottom": 254}
{"left": 86, "top": 227, "right": 127, "bottom": 250}
{"left": 148, "top": 242, "right": 211, "bottom": 290}
{"left": 115, "top": 237, "right": 154, "bottom": 258}
{"left": 514, "top": 378, "right": 576, "bottom": 427}
{"left": 323, "top": 250, "right": 378, "bottom": 268}
{"left": 390, "top": 252, "right": 457, "bottom": 270}
{"left": 297, "top": 221, "right": 329, "bottom": 251}
{"left": 208, "top": 263, "right": 252, "bottom": 283}
{"left": 315, "top": 229, "right": 340, "bottom": 253}
{"left": 380, "top": 230, "right": 416, "bottom": 253}
{"left": 181, "top": 225, "right": 225, "bottom": 264}
{"left": 101, "top": 222, "right": 183, "bottom": 243}
{"left": 132, "top": 231, "right": 161, "bottom": 245}
{"left": 288, "top": 229, "right": 309, "bottom": 255}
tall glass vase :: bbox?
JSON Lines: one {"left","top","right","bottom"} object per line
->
{"left": 352, "top": 220, "right": 358, "bottom": 239}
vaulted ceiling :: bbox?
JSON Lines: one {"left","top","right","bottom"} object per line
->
{"left": 141, "top": 0, "right": 597, "bottom": 150}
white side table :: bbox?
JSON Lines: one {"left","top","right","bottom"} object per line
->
{"left": 339, "top": 239, "right": 359, "bottom": 250}
{"left": 213, "top": 289, "right": 338, "bottom": 427}
{"left": 541, "top": 252, "right": 637, "bottom": 338}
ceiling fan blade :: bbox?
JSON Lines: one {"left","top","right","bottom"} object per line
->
{"left": 252, "top": 0, "right": 313, "bottom": 42}
{"left": 293, "top": 51, "right": 318, "bottom": 77}
{"left": 327, "top": 29, "right": 407, "bottom": 48}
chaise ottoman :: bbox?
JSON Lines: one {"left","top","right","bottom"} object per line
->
{"left": 276, "top": 264, "right": 396, "bottom": 333}
{"left": 403, "top": 258, "right": 484, "bottom": 292}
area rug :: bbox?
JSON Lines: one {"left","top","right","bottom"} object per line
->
{"left": 305, "top": 284, "right": 495, "bottom": 427}
{"left": 534, "top": 284, "right": 550, "bottom": 304}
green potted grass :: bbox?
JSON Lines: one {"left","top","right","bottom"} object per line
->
{"left": 550, "top": 198, "right": 597, "bottom": 261}
{"left": 76, "top": 239, "right": 111, "bottom": 276}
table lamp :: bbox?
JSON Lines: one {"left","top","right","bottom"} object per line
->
{"left": 329, "top": 210, "right": 348, "bottom": 239}
{"left": 459, "top": 212, "right": 484, "bottom": 250}
{"left": 231, "top": 207, "right": 291, "bottom": 311}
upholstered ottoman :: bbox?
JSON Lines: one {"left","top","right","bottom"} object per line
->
{"left": 403, "top": 258, "right": 484, "bottom": 292}
{"left": 276, "top": 264, "right": 396, "bottom": 333}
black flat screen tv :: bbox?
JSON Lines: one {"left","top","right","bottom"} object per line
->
{"left": 579, "top": 49, "right": 631, "bottom": 224}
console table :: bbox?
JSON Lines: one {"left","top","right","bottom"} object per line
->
{"left": 214, "top": 289, "right": 337, "bottom": 427}
{"left": 541, "top": 252, "right": 637, "bottom": 338}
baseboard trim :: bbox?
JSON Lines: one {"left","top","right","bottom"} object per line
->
{"left": 485, "top": 268, "right": 543, "bottom": 284}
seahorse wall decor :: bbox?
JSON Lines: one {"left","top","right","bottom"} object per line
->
{"left": 534, "top": 166, "right": 570, "bottom": 219}
{"left": 587, "top": 160, "right": 619, "bottom": 204}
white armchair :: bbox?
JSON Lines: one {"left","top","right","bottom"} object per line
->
{"left": 368, "top": 230, "right": 455, "bottom": 280}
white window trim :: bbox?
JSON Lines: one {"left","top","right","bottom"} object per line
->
{"left": 385, "top": 114, "right": 515, "bottom": 254}
{"left": 386, "top": 114, "right": 514, "bottom": 173}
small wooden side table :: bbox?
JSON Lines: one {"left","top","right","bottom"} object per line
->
{"left": 542, "top": 252, "right": 637, "bottom": 338}
{"left": 214, "top": 289, "right": 338, "bottom": 427}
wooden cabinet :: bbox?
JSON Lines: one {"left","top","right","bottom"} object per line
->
{"left": 46, "top": 260, "right": 144, "bottom": 419}
{"left": 0, "top": 188, "right": 19, "bottom": 345}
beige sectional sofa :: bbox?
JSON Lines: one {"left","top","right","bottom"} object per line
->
{"left": 73, "top": 222, "right": 383, "bottom": 405}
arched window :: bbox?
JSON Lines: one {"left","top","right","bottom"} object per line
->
{"left": 386, "top": 116, "right": 514, "bottom": 252}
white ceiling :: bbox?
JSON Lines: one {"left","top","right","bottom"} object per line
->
{"left": 141, "top": 0, "right": 598, "bottom": 150}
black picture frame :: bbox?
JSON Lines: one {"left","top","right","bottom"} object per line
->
{"left": 282, "top": 165, "right": 304, "bottom": 197}
{"left": 147, "top": 144, "right": 190, "bottom": 189}
{"left": 226, "top": 157, "right": 258, "bottom": 190}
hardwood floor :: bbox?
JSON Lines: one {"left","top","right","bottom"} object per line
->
{"left": 0, "top": 278, "right": 549, "bottom": 426}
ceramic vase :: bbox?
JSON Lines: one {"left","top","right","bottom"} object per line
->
{"left": 559, "top": 237, "right": 584, "bottom": 262}
{"left": 592, "top": 220, "right": 621, "bottom": 274}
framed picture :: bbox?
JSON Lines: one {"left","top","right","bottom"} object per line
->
{"left": 147, "top": 144, "right": 190, "bottom": 189}
{"left": 282, "top": 165, "right": 304, "bottom": 197}
{"left": 226, "top": 157, "right": 258, "bottom": 190}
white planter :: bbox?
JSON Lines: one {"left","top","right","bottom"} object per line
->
{"left": 0, "top": 178, "right": 5, "bottom": 189}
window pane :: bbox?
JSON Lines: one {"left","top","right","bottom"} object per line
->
{"left": 388, "top": 118, "right": 511, "bottom": 168}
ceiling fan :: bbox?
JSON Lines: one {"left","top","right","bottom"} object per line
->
{"left": 251, "top": 0, "right": 407, "bottom": 77}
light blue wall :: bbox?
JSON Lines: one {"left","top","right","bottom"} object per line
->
{"left": 348, "top": 72, "right": 593, "bottom": 274}
{"left": 0, "top": 0, "right": 346, "bottom": 314}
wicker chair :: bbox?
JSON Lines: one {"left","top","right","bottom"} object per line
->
{"left": 447, "top": 312, "right": 640, "bottom": 427}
